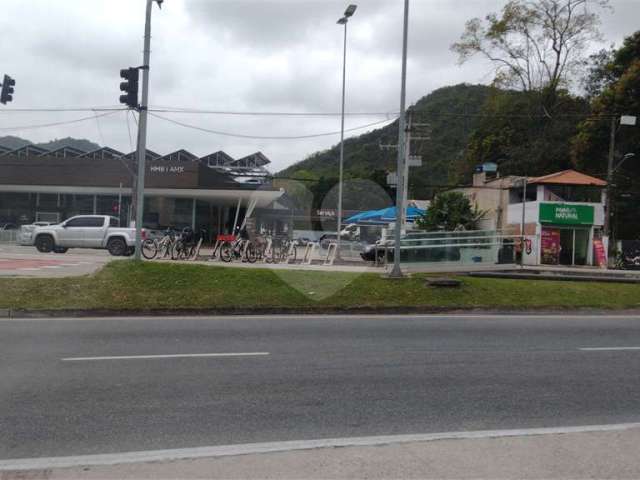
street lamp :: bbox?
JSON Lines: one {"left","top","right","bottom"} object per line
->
{"left": 336, "top": 4, "right": 357, "bottom": 260}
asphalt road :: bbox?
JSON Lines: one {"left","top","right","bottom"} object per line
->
{"left": 2, "top": 314, "right": 640, "bottom": 460}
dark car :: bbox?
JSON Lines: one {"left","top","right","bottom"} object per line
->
{"left": 0, "top": 223, "right": 18, "bottom": 230}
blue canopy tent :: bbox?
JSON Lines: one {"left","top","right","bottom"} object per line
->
{"left": 345, "top": 206, "right": 426, "bottom": 225}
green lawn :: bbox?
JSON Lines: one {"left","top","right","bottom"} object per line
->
{"left": 2, "top": 261, "right": 640, "bottom": 312}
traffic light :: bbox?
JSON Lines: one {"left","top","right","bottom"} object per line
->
{"left": 119, "top": 68, "right": 139, "bottom": 109}
{"left": 0, "top": 74, "right": 15, "bottom": 105}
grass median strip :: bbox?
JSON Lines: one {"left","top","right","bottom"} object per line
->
{"left": 1, "top": 261, "right": 640, "bottom": 312}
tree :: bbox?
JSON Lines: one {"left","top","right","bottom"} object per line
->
{"left": 571, "top": 31, "right": 640, "bottom": 239}
{"left": 416, "top": 192, "right": 485, "bottom": 232}
{"left": 452, "top": 0, "right": 609, "bottom": 109}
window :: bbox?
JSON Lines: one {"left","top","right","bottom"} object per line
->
{"left": 109, "top": 217, "right": 120, "bottom": 227}
{"left": 65, "top": 217, "right": 105, "bottom": 227}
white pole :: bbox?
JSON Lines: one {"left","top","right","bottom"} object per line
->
{"left": 337, "top": 19, "right": 348, "bottom": 258}
{"left": 520, "top": 177, "right": 527, "bottom": 267}
{"left": 390, "top": 0, "right": 410, "bottom": 278}
{"left": 134, "top": 0, "right": 154, "bottom": 260}
{"left": 232, "top": 198, "right": 242, "bottom": 234}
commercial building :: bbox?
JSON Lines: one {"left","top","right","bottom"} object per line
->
{"left": 457, "top": 166, "right": 608, "bottom": 267}
{"left": 0, "top": 146, "right": 286, "bottom": 239}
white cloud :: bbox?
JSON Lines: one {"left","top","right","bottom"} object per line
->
{"left": 0, "top": 0, "right": 636, "bottom": 172}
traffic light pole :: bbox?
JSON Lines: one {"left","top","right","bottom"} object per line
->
{"left": 134, "top": 0, "right": 154, "bottom": 261}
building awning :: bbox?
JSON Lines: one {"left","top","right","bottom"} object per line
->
{"left": 529, "top": 170, "right": 607, "bottom": 187}
{"left": 0, "top": 184, "right": 284, "bottom": 208}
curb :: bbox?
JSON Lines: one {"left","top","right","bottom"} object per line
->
{"left": 4, "top": 306, "right": 640, "bottom": 319}
{"left": 2, "top": 422, "right": 639, "bottom": 471}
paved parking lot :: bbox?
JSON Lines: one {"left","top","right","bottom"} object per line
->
{"left": 0, "top": 245, "right": 116, "bottom": 278}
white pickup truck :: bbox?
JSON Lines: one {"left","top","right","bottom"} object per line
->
{"left": 31, "top": 215, "right": 141, "bottom": 256}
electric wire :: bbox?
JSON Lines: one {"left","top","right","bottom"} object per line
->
{"left": 148, "top": 112, "right": 397, "bottom": 140}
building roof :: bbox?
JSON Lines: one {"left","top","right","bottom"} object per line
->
{"left": 44, "top": 146, "right": 87, "bottom": 158}
{"left": 159, "top": 149, "right": 198, "bottom": 162}
{"left": 123, "top": 150, "right": 161, "bottom": 161}
{"left": 81, "top": 147, "right": 125, "bottom": 160}
{"left": 4, "top": 145, "right": 50, "bottom": 156}
{"left": 529, "top": 169, "right": 607, "bottom": 187}
{"left": 231, "top": 152, "right": 270, "bottom": 168}
{"left": 201, "top": 151, "right": 235, "bottom": 167}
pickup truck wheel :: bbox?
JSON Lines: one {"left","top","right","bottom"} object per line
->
{"left": 124, "top": 247, "right": 135, "bottom": 257}
{"left": 35, "top": 235, "right": 54, "bottom": 253}
{"left": 107, "top": 237, "right": 127, "bottom": 256}
{"left": 54, "top": 247, "right": 68, "bottom": 254}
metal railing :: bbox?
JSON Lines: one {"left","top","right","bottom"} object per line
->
{"left": 0, "top": 231, "right": 18, "bottom": 244}
{"left": 376, "top": 230, "right": 520, "bottom": 268}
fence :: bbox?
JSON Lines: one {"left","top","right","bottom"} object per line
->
{"left": 0, "top": 231, "right": 18, "bottom": 244}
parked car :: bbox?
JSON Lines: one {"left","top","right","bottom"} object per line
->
{"left": 0, "top": 223, "right": 18, "bottom": 231}
{"left": 17, "top": 222, "right": 53, "bottom": 246}
{"left": 318, "top": 232, "right": 353, "bottom": 249}
{"left": 31, "top": 215, "right": 143, "bottom": 256}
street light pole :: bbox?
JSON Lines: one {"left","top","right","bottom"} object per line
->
{"left": 133, "top": 0, "right": 159, "bottom": 260}
{"left": 336, "top": 4, "right": 357, "bottom": 260}
{"left": 389, "top": 0, "right": 410, "bottom": 278}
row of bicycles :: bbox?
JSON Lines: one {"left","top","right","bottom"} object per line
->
{"left": 141, "top": 227, "right": 201, "bottom": 261}
{"left": 141, "top": 227, "right": 298, "bottom": 264}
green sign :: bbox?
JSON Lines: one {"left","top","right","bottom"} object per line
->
{"left": 539, "top": 203, "right": 594, "bottom": 225}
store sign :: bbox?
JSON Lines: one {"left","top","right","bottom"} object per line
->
{"left": 539, "top": 203, "right": 594, "bottom": 225}
{"left": 150, "top": 165, "right": 186, "bottom": 174}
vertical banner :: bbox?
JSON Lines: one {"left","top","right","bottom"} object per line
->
{"left": 541, "top": 228, "right": 560, "bottom": 265}
{"left": 593, "top": 238, "right": 607, "bottom": 268}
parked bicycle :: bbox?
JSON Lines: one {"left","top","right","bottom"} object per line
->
{"left": 142, "top": 228, "right": 176, "bottom": 260}
{"left": 172, "top": 227, "right": 201, "bottom": 260}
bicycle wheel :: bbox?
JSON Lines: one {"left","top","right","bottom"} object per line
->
{"left": 171, "top": 241, "right": 183, "bottom": 260}
{"left": 141, "top": 239, "right": 158, "bottom": 260}
{"left": 245, "top": 243, "right": 258, "bottom": 263}
{"left": 219, "top": 241, "right": 233, "bottom": 262}
{"left": 288, "top": 244, "right": 297, "bottom": 263}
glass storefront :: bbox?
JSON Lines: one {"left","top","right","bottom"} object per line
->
{"left": 542, "top": 226, "right": 590, "bottom": 266}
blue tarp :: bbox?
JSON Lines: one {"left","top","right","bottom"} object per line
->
{"left": 345, "top": 206, "right": 426, "bottom": 224}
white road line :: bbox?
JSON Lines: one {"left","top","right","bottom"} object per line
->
{"left": 579, "top": 346, "right": 640, "bottom": 351}
{"left": 42, "top": 265, "right": 62, "bottom": 269}
{"left": 18, "top": 268, "right": 40, "bottom": 271}
{"left": 61, "top": 352, "right": 270, "bottom": 361}
{"left": 1, "top": 422, "right": 639, "bottom": 472}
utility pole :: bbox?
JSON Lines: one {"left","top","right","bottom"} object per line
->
{"left": 389, "top": 0, "right": 410, "bottom": 278}
{"left": 604, "top": 115, "right": 616, "bottom": 257}
{"left": 520, "top": 177, "right": 527, "bottom": 267}
{"left": 401, "top": 110, "right": 412, "bottom": 228}
{"left": 133, "top": 0, "right": 160, "bottom": 260}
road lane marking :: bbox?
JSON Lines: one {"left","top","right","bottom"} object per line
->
{"left": 579, "top": 346, "right": 640, "bottom": 351}
{"left": 1, "top": 422, "right": 640, "bottom": 471}
{"left": 61, "top": 352, "right": 270, "bottom": 361}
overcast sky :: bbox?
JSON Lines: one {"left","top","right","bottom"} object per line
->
{"left": 0, "top": 0, "right": 637, "bottom": 171}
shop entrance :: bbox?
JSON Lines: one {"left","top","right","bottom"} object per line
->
{"left": 542, "top": 227, "right": 590, "bottom": 266}
{"left": 559, "top": 228, "right": 589, "bottom": 266}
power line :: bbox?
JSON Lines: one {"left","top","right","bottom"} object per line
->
{"left": 0, "top": 111, "right": 121, "bottom": 131}
{"left": 148, "top": 112, "right": 397, "bottom": 140}
{"left": 0, "top": 107, "right": 126, "bottom": 113}
{"left": 147, "top": 106, "right": 399, "bottom": 117}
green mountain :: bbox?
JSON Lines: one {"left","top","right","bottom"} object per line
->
{"left": 279, "top": 84, "right": 495, "bottom": 198}
{"left": 0, "top": 136, "right": 100, "bottom": 152}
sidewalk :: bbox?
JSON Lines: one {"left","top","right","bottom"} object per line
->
{"left": 3, "top": 425, "right": 640, "bottom": 479}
